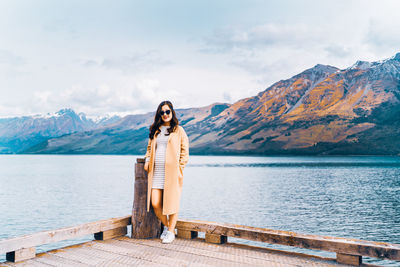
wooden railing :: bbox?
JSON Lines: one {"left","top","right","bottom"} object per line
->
{"left": 1, "top": 215, "right": 399, "bottom": 266}
{"left": 0, "top": 215, "right": 131, "bottom": 262}
{"left": 0, "top": 157, "right": 399, "bottom": 266}
{"left": 175, "top": 219, "right": 400, "bottom": 266}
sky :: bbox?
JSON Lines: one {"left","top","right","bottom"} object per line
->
{"left": 0, "top": 0, "right": 400, "bottom": 119}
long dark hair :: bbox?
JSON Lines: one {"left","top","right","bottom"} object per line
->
{"left": 148, "top": 100, "right": 179, "bottom": 139}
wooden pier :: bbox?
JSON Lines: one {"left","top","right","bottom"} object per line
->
{"left": 0, "top": 229, "right": 358, "bottom": 266}
{"left": 1, "top": 158, "right": 399, "bottom": 266}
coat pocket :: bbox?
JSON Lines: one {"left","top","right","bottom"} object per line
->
{"left": 178, "top": 165, "right": 184, "bottom": 186}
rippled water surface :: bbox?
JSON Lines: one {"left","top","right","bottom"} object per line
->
{"left": 0, "top": 155, "right": 399, "bottom": 266}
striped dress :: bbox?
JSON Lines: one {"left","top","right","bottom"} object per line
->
{"left": 152, "top": 125, "right": 170, "bottom": 189}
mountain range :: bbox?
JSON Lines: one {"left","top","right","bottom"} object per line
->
{"left": 2, "top": 52, "right": 400, "bottom": 155}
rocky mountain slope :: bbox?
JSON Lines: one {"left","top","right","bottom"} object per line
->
{"left": 178, "top": 52, "right": 400, "bottom": 155}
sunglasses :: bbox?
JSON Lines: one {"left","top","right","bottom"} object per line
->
{"left": 160, "top": 110, "right": 171, "bottom": 116}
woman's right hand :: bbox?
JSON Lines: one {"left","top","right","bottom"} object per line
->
{"left": 144, "top": 161, "right": 149, "bottom": 172}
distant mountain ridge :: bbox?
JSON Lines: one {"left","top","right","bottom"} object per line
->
{"left": 2, "top": 52, "right": 400, "bottom": 155}
{"left": 0, "top": 108, "right": 122, "bottom": 153}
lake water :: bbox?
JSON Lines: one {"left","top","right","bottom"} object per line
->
{"left": 0, "top": 155, "right": 399, "bottom": 266}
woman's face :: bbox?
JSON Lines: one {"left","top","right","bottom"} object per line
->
{"left": 160, "top": 104, "right": 172, "bottom": 123}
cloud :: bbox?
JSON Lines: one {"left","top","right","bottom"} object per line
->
{"left": 30, "top": 79, "right": 183, "bottom": 117}
{"left": 82, "top": 60, "right": 97, "bottom": 67}
{"left": 230, "top": 56, "right": 298, "bottom": 84}
{"left": 223, "top": 92, "right": 232, "bottom": 102}
{"left": 229, "top": 58, "right": 273, "bottom": 76}
{"left": 324, "top": 45, "right": 352, "bottom": 58}
{"left": 81, "top": 50, "right": 172, "bottom": 74}
{"left": 199, "top": 23, "right": 325, "bottom": 54}
{"left": 0, "top": 50, "right": 25, "bottom": 66}
{"left": 42, "top": 18, "right": 77, "bottom": 34}
{"left": 196, "top": 21, "right": 387, "bottom": 86}
{"left": 33, "top": 84, "right": 142, "bottom": 116}
{"left": 197, "top": 23, "right": 334, "bottom": 77}
{"left": 364, "top": 19, "right": 400, "bottom": 52}
{"left": 0, "top": 49, "right": 28, "bottom": 78}
{"left": 0, "top": 103, "right": 26, "bottom": 118}
{"left": 41, "top": 17, "right": 80, "bottom": 41}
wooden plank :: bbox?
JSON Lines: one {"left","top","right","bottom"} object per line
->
{"left": 120, "top": 236, "right": 341, "bottom": 267}
{"left": 177, "top": 229, "right": 198, "bottom": 239}
{"left": 5, "top": 247, "right": 36, "bottom": 262}
{"left": 45, "top": 246, "right": 113, "bottom": 266}
{"left": 176, "top": 218, "right": 400, "bottom": 261}
{"left": 141, "top": 235, "right": 341, "bottom": 266}
{"left": 33, "top": 251, "right": 89, "bottom": 267}
{"left": 1, "top": 235, "right": 350, "bottom": 267}
{"left": 88, "top": 239, "right": 191, "bottom": 266}
{"left": 336, "top": 253, "right": 362, "bottom": 266}
{"left": 94, "top": 226, "right": 127, "bottom": 240}
{"left": 0, "top": 215, "right": 131, "bottom": 254}
{"left": 116, "top": 237, "right": 264, "bottom": 267}
{"left": 0, "top": 258, "right": 47, "bottom": 267}
{"left": 205, "top": 233, "right": 227, "bottom": 244}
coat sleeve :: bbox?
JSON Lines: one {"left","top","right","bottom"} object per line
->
{"left": 144, "top": 138, "right": 151, "bottom": 162}
{"left": 179, "top": 127, "right": 189, "bottom": 170}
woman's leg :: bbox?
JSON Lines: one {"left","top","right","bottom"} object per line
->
{"left": 168, "top": 213, "right": 178, "bottom": 232}
{"left": 151, "top": 188, "right": 169, "bottom": 227}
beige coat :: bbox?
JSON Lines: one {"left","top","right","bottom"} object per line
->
{"left": 144, "top": 125, "right": 189, "bottom": 215}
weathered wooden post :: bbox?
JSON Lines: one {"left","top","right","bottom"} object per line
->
{"left": 131, "top": 158, "right": 162, "bottom": 238}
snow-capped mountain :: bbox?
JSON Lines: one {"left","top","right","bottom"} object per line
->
{"left": 0, "top": 108, "right": 122, "bottom": 153}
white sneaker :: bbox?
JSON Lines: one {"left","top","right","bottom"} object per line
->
{"left": 160, "top": 226, "right": 168, "bottom": 240}
{"left": 161, "top": 230, "right": 175, "bottom": 243}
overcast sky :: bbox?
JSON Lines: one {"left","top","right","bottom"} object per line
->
{"left": 0, "top": 0, "right": 399, "bottom": 118}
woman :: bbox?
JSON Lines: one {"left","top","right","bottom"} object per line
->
{"left": 143, "top": 100, "right": 189, "bottom": 244}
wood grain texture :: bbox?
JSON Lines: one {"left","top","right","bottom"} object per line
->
{"left": 205, "top": 233, "right": 227, "bottom": 244}
{"left": 131, "top": 159, "right": 161, "bottom": 239}
{"left": 177, "top": 229, "right": 198, "bottom": 239}
{"left": 5, "top": 247, "right": 36, "bottom": 263}
{"left": 94, "top": 226, "right": 127, "bottom": 240}
{"left": 336, "top": 253, "right": 362, "bottom": 266}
